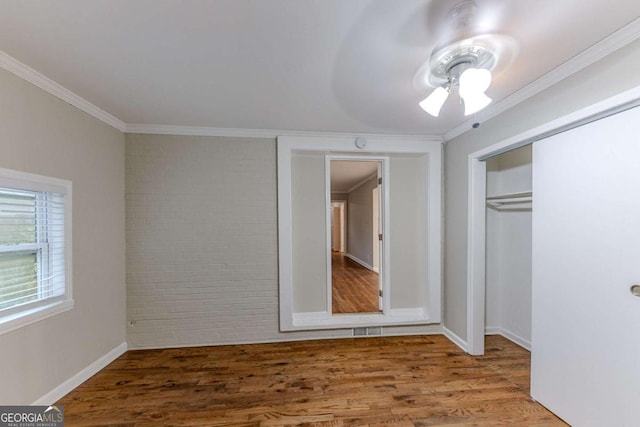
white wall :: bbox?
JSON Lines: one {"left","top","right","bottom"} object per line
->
{"left": 444, "top": 39, "right": 640, "bottom": 341}
{"left": 0, "top": 68, "right": 126, "bottom": 404}
{"left": 485, "top": 146, "right": 532, "bottom": 348}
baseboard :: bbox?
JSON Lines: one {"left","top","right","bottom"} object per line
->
{"left": 345, "top": 253, "right": 375, "bottom": 271}
{"left": 442, "top": 326, "right": 468, "bottom": 352}
{"left": 129, "top": 326, "right": 443, "bottom": 350}
{"left": 498, "top": 328, "right": 531, "bottom": 351}
{"left": 32, "top": 342, "right": 127, "bottom": 405}
{"left": 485, "top": 326, "right": 531, "bottom": 351}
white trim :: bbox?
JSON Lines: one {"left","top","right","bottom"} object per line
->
{"left": 125, "top": 123, "right": 443, "bottom": 142}
{"left": 444, "top": 17, "right": 640, "bottom": 142}
{"left": 387, "top": 308, "right": 426, "bottom": 319}
{"left": 128, "top": 329, "right": 444, "bottom": 350}
{"left": 0, "top": 168, "right": 74, "bottom": 336}
{"left": 292, "top": 311, "right": 433, "bottom": 330}
{"left": 466, "top": 85, "right": 640, "bottom": 356}
{"left": 0, "top": 299, "right": 73, "bottom": 336}
{"left": 292, "top": 311, "right": 332, "bottom": 323}
{"left": 485, "top": 326, "right": 500, "bottom": 336}
{"left": 443, "top": 326, "right": 468, "bottom": 352}
{"left": 0, "top": 167, "right": 71, "bottom": 195}
{"left": 381, "top": 158, "right": 391, "bottom": 316}
{"left": 466, "top": 156, "right": 487, "bottom": 356}
{"left": 1, "top": 18, "right": 638, "bottom": 141}
{"left": 485, "top": 327, "right": 531, "bottom": 351}
{"left": 324, "top": 155, "right": 333, "bottom": 315}
{"left": 500, "top": 329, "right": 530, "bottom": 351}
{"left": 0, "top": 50, "right": 126, "bottom": 132}
{"left": 277, "top": 141, "right": 295, "bottom": 331}
{"left": 327, "top": 155, "right": 388, "bottom": 315}
{"left": 32, "top": 342, "right": 127, "bottom": 405}
{"left": 345, "top": 253, "right": 375, "bottom": 272}
{"left": 278, "top": 135, "right": 441, "bottom": 331}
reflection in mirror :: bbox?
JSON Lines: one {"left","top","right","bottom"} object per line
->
{"left": 329, "top": 160, "right": 383, "bottom": 314}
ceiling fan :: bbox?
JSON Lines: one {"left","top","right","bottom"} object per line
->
{"left": 414, "top": 1, "right": 519, "bottom": 117}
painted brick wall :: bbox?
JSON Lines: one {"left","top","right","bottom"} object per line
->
{"left": 126, "top": 134, "right": 439, "bottom": 348}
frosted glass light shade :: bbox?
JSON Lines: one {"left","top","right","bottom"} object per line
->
{"left": 419, "top": 86, "right": 449, "bottom": 117}
{"left": 459, "top": 68, "right": 493, "bottom": 116}
{"left": 462, "top": 91, "right": 492, "bottom": 115}
{"left": 459, "top": 68, "right": 492, "bottom": 95}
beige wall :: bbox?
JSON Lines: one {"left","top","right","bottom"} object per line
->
{"left": 128, "top": 137, "right": 441, "bottom": 346}
{"left": 330, "top": 192, "right": 348, "bottom": 202}
{"left": 0, "top": 69, "right": 125, "bottom": 404}
{"left": 346, "top": 175, "right": 377, "bottom": 266}
{"left": 444, "top": 39, "right": 640, "bottom": 340}
{"left": 389, "top": 156, "right": 427, "bottom": 309}
{"left": 291, "top": 152, "right": 327, "bottom": 312}
{"left": 127, "top": 136, "right": 358, "bottom": 347}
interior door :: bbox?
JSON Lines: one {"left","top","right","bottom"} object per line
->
{"left": 531, "top": 106, "right": 640, "bottom": 426}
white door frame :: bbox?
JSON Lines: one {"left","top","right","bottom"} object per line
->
{"left": 326, "top": 155, "right": 389, "bottom": 315}
{"left": 466, "top": 85, "right": 640, "bottom": 355}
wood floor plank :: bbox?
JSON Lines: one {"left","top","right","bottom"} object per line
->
{"left": 331, "top": 252, "right": 379, "bottom": 314}
{"left": 57, "top": 335, "right": 566, "bottom": 426}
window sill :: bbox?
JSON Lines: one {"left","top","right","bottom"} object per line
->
{"left": 286, "top": 308, "right": 433, "bottom": 331}
{"left": 0, "top": 299, "right": 74, "bottom": 335}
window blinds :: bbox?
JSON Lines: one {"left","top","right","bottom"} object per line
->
{"left": 0, "top": 187, "right": 66, "bottom": 312}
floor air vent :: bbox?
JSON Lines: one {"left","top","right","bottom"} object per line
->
{"left": 353, "top": 327, "right": 382, "bottom": 337}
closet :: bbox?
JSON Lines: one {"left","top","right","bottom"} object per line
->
{"left": 485, "top": 145, "right": 532, "bottom": 350}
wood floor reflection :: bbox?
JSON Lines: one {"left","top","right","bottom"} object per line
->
{"left": 332, "top": 252, "right": 379, "bottom": 314}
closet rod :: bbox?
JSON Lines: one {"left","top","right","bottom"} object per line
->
{"left": 486, "top": 191, "right": 532, "bottom": 209}
{"left": 486, "top": 190, "right": 532, "bottom": 201}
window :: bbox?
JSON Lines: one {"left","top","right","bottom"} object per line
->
{"left": 0, "top": 168, "right": 72, "bottom": 334}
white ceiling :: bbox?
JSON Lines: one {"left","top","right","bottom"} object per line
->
{"left": 0, "top": 1, "right": 638, "bottom": 136}
{"left": 331, "top": 160, "right": 379, "bottom": 192}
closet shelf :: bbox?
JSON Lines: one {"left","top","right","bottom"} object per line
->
{"left": 486, "top": 190, "right": 532, "bottom": 209}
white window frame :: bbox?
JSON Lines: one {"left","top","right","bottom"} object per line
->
{"left": 0, "top": 167, "right": 73, "bottom": 335}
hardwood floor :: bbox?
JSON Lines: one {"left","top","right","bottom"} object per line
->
{"left": 332, "top": 252, "right": 379, "bottom": 314}
{"left": 57, "top": 335, "right": 565, "bottom": 426}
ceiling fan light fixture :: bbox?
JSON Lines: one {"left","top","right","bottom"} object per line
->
{"left": 419, "top": 86, "right": 450, "bottom": 117}
{"left": 458, "top": 67, "right": 492, "bottom": 115}
{"left": 458, "top": 67, "right": 492, "bottom": 96}
{"left": 413, "top": 31, "right": 518, "bottom": 119}
{"left": 461, "top": 90, "right": 492, "bottom": 116}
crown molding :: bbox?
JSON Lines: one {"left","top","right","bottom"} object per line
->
{"left": 3, "top": 16, "right": 638, "bottom": 143}
{"left": 0, "top": 50, "right": 127, "bottom": 132}
{"left": 124, "top": 123, "right": 443, "bottom": 143}
{"left": 443, "top": 17, "right": 640, "bottom": 142}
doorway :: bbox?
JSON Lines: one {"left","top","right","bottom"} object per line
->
{"left": 331, "top": 201, "right": 346, "bottom": 253}
{"left": 329, "top": 158, "right": 383, "bottom": 314}
{"left": 465, "top": 87, "right": 640, "bottom": 356}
